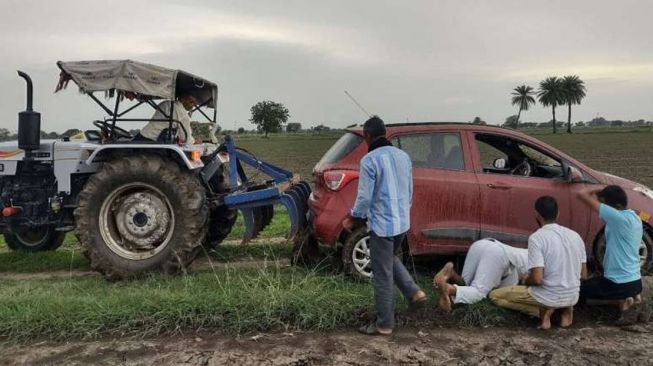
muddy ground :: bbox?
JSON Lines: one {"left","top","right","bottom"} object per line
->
{"left": 2, "top": 323, "right": 653, "bottom": 365}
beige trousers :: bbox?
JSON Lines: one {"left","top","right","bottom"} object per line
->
{"left": 489, "top": 285, "right": 543, "bottom": 318}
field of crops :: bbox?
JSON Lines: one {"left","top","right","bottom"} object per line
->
{"left": 236, "top": 129, "right": 653, "bottom": 188}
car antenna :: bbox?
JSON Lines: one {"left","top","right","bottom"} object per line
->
{"left": 344, "top": 90, "right": 371, "bottom": 118}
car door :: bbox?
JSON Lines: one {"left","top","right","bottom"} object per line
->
{"left": 392, "top": 129, "right": 481, "bottom": 255}
{"left": 471, "top": 132, "right": 574, "bottom": 248}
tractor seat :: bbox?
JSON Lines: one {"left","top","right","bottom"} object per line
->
{"left": 84, "top": 130, "right": 102, "bottom": 142}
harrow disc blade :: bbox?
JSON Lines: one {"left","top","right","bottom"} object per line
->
{"left": 240, "top": 205, "right": 274, "bottom": 244}
{"left": 280, "top": 194, "right": 300, "bottom": 240}
{"left": 261, "top": 204, "right": 274, "bottom": 228}
{"left": 280, "top": 182, "right": 311, "bottom": 240}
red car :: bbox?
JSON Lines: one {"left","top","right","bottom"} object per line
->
{"left": 307, "top": 123, "right": 653, "bottom": 279}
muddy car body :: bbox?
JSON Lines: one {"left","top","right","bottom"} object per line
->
{"left": 308, "top": 123, "right": 653, "bottom": 278}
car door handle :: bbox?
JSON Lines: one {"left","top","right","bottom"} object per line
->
{"left": 487, "top": 183, "right": 512, "bottom": 190}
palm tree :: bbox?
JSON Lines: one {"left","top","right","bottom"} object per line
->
{"left": 561, "top": 75, "right": 587, "bottom": 133}
{"left": 537, "top": 77, "right": 566, "bottom": 134}
{"left": 511, "top": 85, "right": 536, "bottom": 129}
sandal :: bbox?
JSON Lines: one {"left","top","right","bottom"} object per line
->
{"left": 358, "top": 322, "right": 392, "bottom": 336}
{"left": 408, "top": 294, "right": 428, "bottom": 312}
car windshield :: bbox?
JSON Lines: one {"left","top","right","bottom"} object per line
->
{"left": 518, "top": 144, "right": 560, "bottom": 167}
{"left": 315, "top": 132, "right": 363, "bottom": 169}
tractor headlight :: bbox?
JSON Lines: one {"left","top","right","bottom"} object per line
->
{"left": 634, "top": 186, "right": 653, "bottom": 200}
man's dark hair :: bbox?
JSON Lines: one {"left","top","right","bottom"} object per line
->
{"left": 535, "top": 196, "right": 558, "bottom": 221}
{"left": 598, "top": 185, "right": 628, "bottom": 209}
{"left": 363, "top": 115, "right": 386, "bottom": 138}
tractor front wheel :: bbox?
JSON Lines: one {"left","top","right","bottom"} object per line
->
{"left": 4, "top": 226, "right": 65, "bottom": 252}
{"left": 74, "top": 155, "right": 208, "bottom": 280}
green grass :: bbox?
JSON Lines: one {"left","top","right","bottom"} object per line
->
{"left": 227, "top": 209, "right": 291, "bottom": 240}
{"left": 0, "top": 262, "right": 535, "bottom": 341}
{"left": 208, "top": 242, "right": 293, "bottom": 263}
{"left": 0, "top": 210, "right": 293, "bottom": 273}
{"left": 0, "top": 266, "right": 373, "bottom": 341}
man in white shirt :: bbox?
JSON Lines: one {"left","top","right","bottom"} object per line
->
{"left": 489, "top": 196, "right": 587, "bottom": 330}
{"left": 137, "top": 94, "right": 197, "bottom": 144}
{"left": 433, "top": 238, "right": 528, "bottom": 312}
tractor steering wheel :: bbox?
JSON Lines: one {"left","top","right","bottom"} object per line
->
{"left": 93, "top": 120, "right": 133, "bottom": 140}
{"left": 511, "top": 159, "right": 532, "bottom": 177}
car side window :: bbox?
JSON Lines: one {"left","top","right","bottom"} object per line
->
{"left": 392, "top": 132, "right": 465, "bottom": 171}
{"left": 475, "top": 133, "right": 563, "bottom": 179}
{"left": 476, "top": 140, "right": 509, "bottom": 170}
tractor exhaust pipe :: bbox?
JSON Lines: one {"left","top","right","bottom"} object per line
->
{"left": 17, "top": 71, "right": 40, "bottom": 159}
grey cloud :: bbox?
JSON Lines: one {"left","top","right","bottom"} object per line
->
{"left": 1, "top": 0, "right": 652, "bottom": 132}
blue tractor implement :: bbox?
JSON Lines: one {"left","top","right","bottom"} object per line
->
{"left": 202, "top": 135, "right": 311, "bottom": 242}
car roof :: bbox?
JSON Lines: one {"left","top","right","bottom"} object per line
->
{"left": 346, "top": 122, "right": 515, "bottom": 135}
{"left": 345, "top": 121, "right": 588, "bottom": 171}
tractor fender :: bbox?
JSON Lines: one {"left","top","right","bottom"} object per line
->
{"left": 85, "top": 144, "right": 203, "bottom": 170}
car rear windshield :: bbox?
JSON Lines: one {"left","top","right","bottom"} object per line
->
{"left": 316, "top": 132, "right": 363, "bottom": 168}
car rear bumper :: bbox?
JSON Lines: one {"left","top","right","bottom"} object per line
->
{"left": 308, "top": 191, "right": 349, "bottom": 246}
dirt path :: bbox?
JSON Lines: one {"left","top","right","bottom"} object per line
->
{"left": 2, "top": 324, "right": 652, "bottom": 365}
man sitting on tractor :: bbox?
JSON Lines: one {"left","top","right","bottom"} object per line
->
{"left": 135, "top": 93, "right": 197, "bottom": 144}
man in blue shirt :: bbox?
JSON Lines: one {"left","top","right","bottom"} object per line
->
{"left": 342, "top": 116, "right": 426, "bottom": 336}
{"left": 578, "top": 185, "right": 643, "bottom": 318}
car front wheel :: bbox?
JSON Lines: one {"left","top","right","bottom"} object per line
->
{"left": 594, "top": 229, "right": 653, "bottom": 275}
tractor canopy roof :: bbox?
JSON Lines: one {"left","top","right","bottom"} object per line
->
{"left": 56, "top": 60, "right": 218, "bottom": 108}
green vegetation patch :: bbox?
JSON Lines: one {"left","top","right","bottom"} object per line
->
{"left": 0, "top": 266, "right": 372, "bottom": 341}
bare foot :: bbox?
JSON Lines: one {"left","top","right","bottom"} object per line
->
{"left": 560, "top": 307, "right": 574, "bottom": 328}
{"left": 538, "top": 308, "right": 553, "bottom": 330}
{"left": 438, "top": 283, "right": 454, "bottom": 312}
{"left": 620, "top": 297, "right": 635, "bottom": 312}
{"left": 433, "top": 262, "right": 454, "bottom": 289}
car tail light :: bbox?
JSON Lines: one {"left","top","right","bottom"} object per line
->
{"left": 323, "top": 170, "right": 358, "bottom": 191}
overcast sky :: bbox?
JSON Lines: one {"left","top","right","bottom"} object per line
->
{"left": 0, "top": 0, "right": 652, "bottom": 132}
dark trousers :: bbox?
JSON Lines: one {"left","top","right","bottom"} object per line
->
{"left": 370, "top": 231, "right": 420, "bottom": 329}
{"left": 579, "top": 276, "right": 642, "bottom": 304}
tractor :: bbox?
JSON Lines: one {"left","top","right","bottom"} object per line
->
{"left": 0, "top": 60, "right": 310, "bottom": 279}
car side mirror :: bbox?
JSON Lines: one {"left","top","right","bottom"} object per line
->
{"left": 493, "top": 158, "right": 507, "bottom": 169}
{"left": 562, "top": 160, "right": 583, "bottom": 183}
{"left": 567, "top": 166, "right": 584, "bottom": 183}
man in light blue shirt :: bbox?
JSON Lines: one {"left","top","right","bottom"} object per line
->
{"left": 343, "top": 116, "right": 426, "bottom": 336}
{"left": 578, "top": 185, "right": 644, "bottom": 319}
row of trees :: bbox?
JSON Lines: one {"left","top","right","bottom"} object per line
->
{"left": 0, "top": 128, "right": 84, "bottom": 142}
{"left": 511, "top": 75, "right": 587, "bottom": 133}
{"left": 503, "top": 116, "right": 653, "bottom": 129}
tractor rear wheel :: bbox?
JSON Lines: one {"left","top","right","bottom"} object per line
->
{"left": 206, "top": 205, "right": 237, "bottom": 248}
{"left": 74, "top": 154, "right": 208, "bottom": 280}
{"left": 4, "top": 226, "right": 65, "bottom": 252}
{"left": 204, "top": 165, "right": 237, "bottom": 249}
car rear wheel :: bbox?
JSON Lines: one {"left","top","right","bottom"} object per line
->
{"left": 594, "top": 229, "right": 653, "bottom": 275}
{"left": 342, "top": 228, "right": 373, "bottom": 280}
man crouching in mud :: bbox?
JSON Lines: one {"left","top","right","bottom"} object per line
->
{"left": 342, "top": 116, "right": 427, "bottom": 336}
{"left": 433, "top": 238, "right": 528, "bottom": 312}
{"left": 577, "top": 185, "right": 646, "bottom": 324}
{"left": 489, "top": 196, "right": 587, "bottom": 329}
